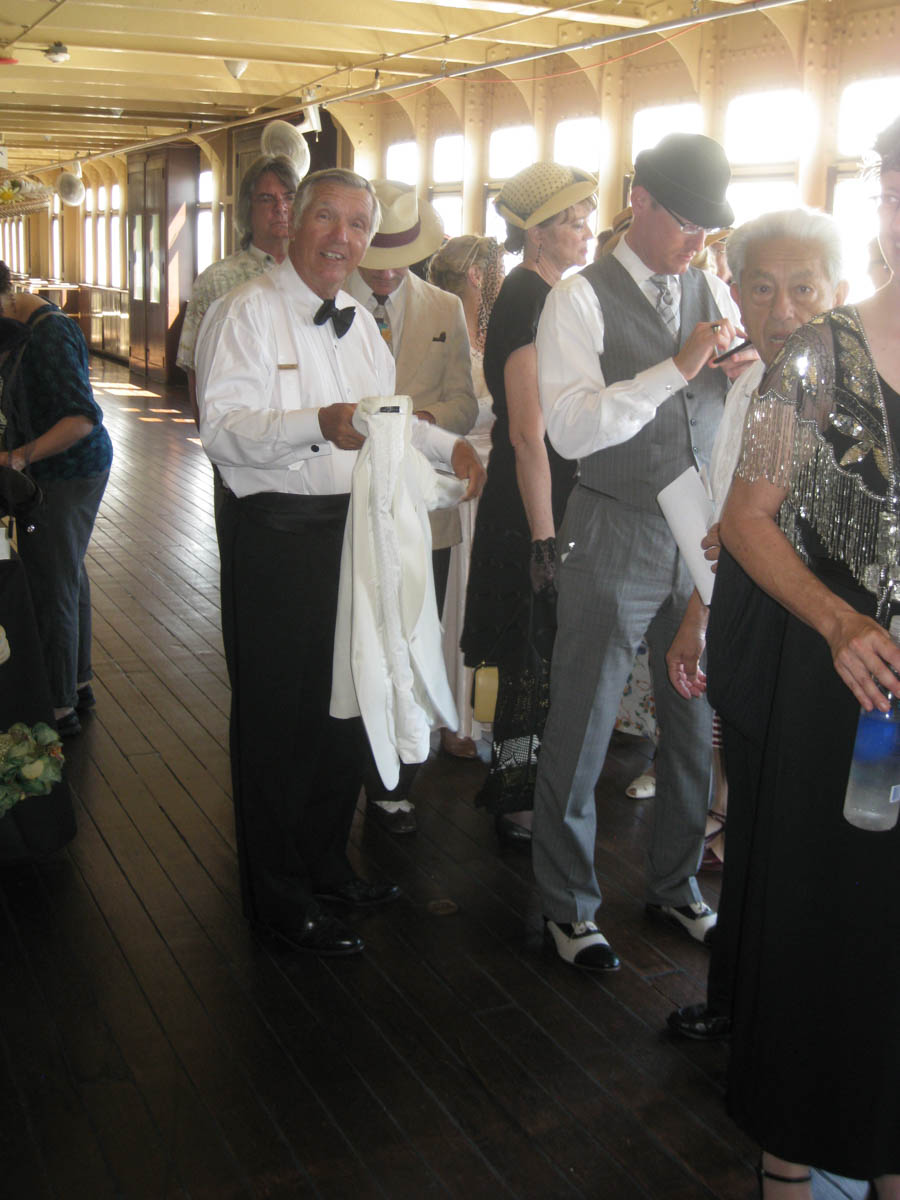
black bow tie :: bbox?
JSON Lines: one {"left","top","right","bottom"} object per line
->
{"left": 314, "top": 298, "right": 356, "bottom": 338}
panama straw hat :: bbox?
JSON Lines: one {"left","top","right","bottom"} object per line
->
{"left": 360, "top": 180, "right": 445, "bottom": 269}
{"left": 610, "top": 205, "right": 633, "bottom": 234}
{"left": 704, "top": 227, "right": 732, "bottom": 247}
{"left": 494, "top": 162, "right": 598, "bottom": 230}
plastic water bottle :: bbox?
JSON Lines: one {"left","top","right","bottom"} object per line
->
{"left": 843, "top": 699, "right": 900, "bottom": 831}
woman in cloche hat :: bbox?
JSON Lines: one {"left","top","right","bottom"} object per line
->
{"left": 460, "top": 162, "right": 597, "bottom": 847}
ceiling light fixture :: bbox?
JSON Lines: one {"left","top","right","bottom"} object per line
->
{"left": 44, "top": 42, "right": 70, "bottom": 64}
{"left": 224, "top": 59, "right": 248, "bottom": 80}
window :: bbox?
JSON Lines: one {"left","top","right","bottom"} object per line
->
{"left": 832, "top": 176, "right": 882, "bottom": 303}
{"left": 489, "top": 125, "right": 536, "bottom": 181}
{"left": 433, "top": 135, "right": 464, "bottom": 184}
{"left": 726, "top": 178, "right": 802, "bottom": 228}
{"left": 109, "top": 184, "right": 122, "bottom": 286}
{"left": 554, "top": 117, "right": 607, "bottom": 175}
{"left": 131, "top": 213, "right": 144, "bottom": 300}
{"left": 197, "top": 168, "right": 215, "bottom": 274}
{"left": 97, "top": 211, "right": 108, "bottom": 286}
{"left": 385, "top": 141, "right": 418, "bottom": 184}
{"left": 432, "top": 135, "right": 464, "bottom": 239}
{"left": 838, "top": 77, "right": 900, "bottom": 158}
{"left": 110, "top": 215, "right": 122, "bottom": 287}
{"left": 830, "top": 78, "right": 900, "bottom": 303}
{"left": 632, "top": 103, "right": 702, "bottom": 162}
{"left": 83, "top": 187, "right": 94, "bottom": 283}
{"left": 95, "top": 186, "right": 108, "bottom": 286}
{"left": 149, "top": 212, "right": 161, "bottom": 303}
{"left": 51, "top": 194, "right": 61, "bottom": 280}
{"left": 483, "top": 194, "right": 521, "bottom": 277}
{"left": 725, "top": 90, "right": 816, "bottom": 165}
{"left": 432, "top": 194, "right": 462, "bottom": 238}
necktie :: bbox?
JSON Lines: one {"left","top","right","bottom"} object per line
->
{"left": 649, "top": 274, "right": 679, "bottom": 336}
{"left": 372, "top": 293, "right": 393, "bottom": 352}
{"left": 314, "top": 298, "right": 356, "bottom": 338}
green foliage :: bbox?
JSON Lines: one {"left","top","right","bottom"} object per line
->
{"left": 0, "top": 723, "right": 65, "bottom": 816}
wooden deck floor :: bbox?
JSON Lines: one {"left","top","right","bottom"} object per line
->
{"left": 1, "top": 358, "right": 867, "bottom": 1200}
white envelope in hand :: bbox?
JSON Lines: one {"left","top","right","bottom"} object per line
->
{"left": 657, "top": 467, "right": 716, "bottom": 604}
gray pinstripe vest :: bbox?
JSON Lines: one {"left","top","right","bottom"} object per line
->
{"left": 578, "top": 255, "right": 727, "bottom": 512}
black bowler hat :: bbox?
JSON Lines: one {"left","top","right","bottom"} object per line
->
{"left": 633, "top": 133, "right": 734, "bottom": 230}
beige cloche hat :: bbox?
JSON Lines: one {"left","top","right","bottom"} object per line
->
{"left": 494, "top": 162, "right": 598, "bottom": 230}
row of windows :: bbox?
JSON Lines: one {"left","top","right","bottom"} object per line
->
{"left": 389, "top": 78, "right": 899, "bottom": 189}
{"left": 0, "top": 218, "right": 26, "bottom": 274}
{"left": 82, "top": 186, "right": 123, "bottom": 289}
{"left": 387, "top": 76, "right": 900, "bottom": 305}
{"left": 7, "top": 76, "right": 898, "bottom": 302}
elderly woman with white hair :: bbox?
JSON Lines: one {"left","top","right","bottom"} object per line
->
{"left": 713, "top": 118, "right": 900, "bottom": 1196}
{"left": 460, "top": 163, "right": 597, "bottom": 846}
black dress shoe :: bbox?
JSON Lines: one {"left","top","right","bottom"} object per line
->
{"left": 75, "top": 684, "right": 96, "bottom": 713}
{"left": 494, "top": 814, "right": 532, "bottom": 848}
{"left": 367, "top": 801, "right": 417, "bottom": 834}
{"left": 315, "top": 877, "right": 401, "bottom": 907}
{"left": 666, "top": 1003, "right": 731, "bottom": 1040}
{"left": 55, "top": 711, "right": 82, "bottom": 738}
{"left": 255, "top": 911, "right": 365, "bottom": 956}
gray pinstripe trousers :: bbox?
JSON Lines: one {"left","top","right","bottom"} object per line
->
{"left": 533, "top": 485, "right": 713, "bottom": 922}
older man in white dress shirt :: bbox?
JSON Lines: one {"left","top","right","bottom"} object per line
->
{"left": 196, "top": 168, "right": 484, "bottom": 957}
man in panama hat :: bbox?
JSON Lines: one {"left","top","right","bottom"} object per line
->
{"left": 347, "top": 180, "right": 477, "bottom": 834}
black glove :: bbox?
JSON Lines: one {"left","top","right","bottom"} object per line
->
{"left": 529, "top": 536, "right": 557, "bottom": 597}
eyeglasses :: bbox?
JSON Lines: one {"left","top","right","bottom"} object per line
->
{"left": 657, "top": 200, "right": 714, "bottom": 238}
{"left": 253, "top": 191, "right": 295, "bottom": 209}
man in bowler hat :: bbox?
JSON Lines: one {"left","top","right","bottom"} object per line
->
{"left": 532, "top": 133, "right": 743, "bottom": 969}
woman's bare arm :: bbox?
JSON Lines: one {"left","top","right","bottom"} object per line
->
{"left": 505, "top": 342, "right": 555, "bottom": 540}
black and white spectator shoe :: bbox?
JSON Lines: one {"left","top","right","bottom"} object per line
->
{"left": 646, "top": 900, "right": 717, "bottom": 945}
{"left": 544, "top": 918, "right": 620, "bottom": 972}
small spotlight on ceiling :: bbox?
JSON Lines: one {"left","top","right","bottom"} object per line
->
{"left": 224, "top": 59, "right": 248, "bottom": 80}
{"left": 44, "top": 42, "right": 70, "bottom": 64}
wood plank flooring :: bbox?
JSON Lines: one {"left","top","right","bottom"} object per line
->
{"left": 0, "top": 358, "right": 867, "bottom": 1199}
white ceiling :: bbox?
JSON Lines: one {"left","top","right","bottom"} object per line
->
{"left": 0, "top": 0, "right": 712, "bottom": 173}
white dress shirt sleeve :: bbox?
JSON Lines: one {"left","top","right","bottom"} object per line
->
{"left": 411, "top": 420, "right": 458, "bottom": 470}
{"left": 197, "top": 294, "right": 326, "bottom": 470}
{"left": 537, "top": 271, "right": 741, "bottom": 461}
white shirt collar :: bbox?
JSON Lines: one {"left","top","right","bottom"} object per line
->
{"left": 614, "top": 234, "right": 682, "bottom": 306}
{"left": 269, "top": 257, "right": 357, "bottom": 316}
{"left": 615, "top": 235, "right": 664, "bottom": 285}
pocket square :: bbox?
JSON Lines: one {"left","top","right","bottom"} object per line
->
{"left": 432, "top": 332, "right": 447, "bottom": 343}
